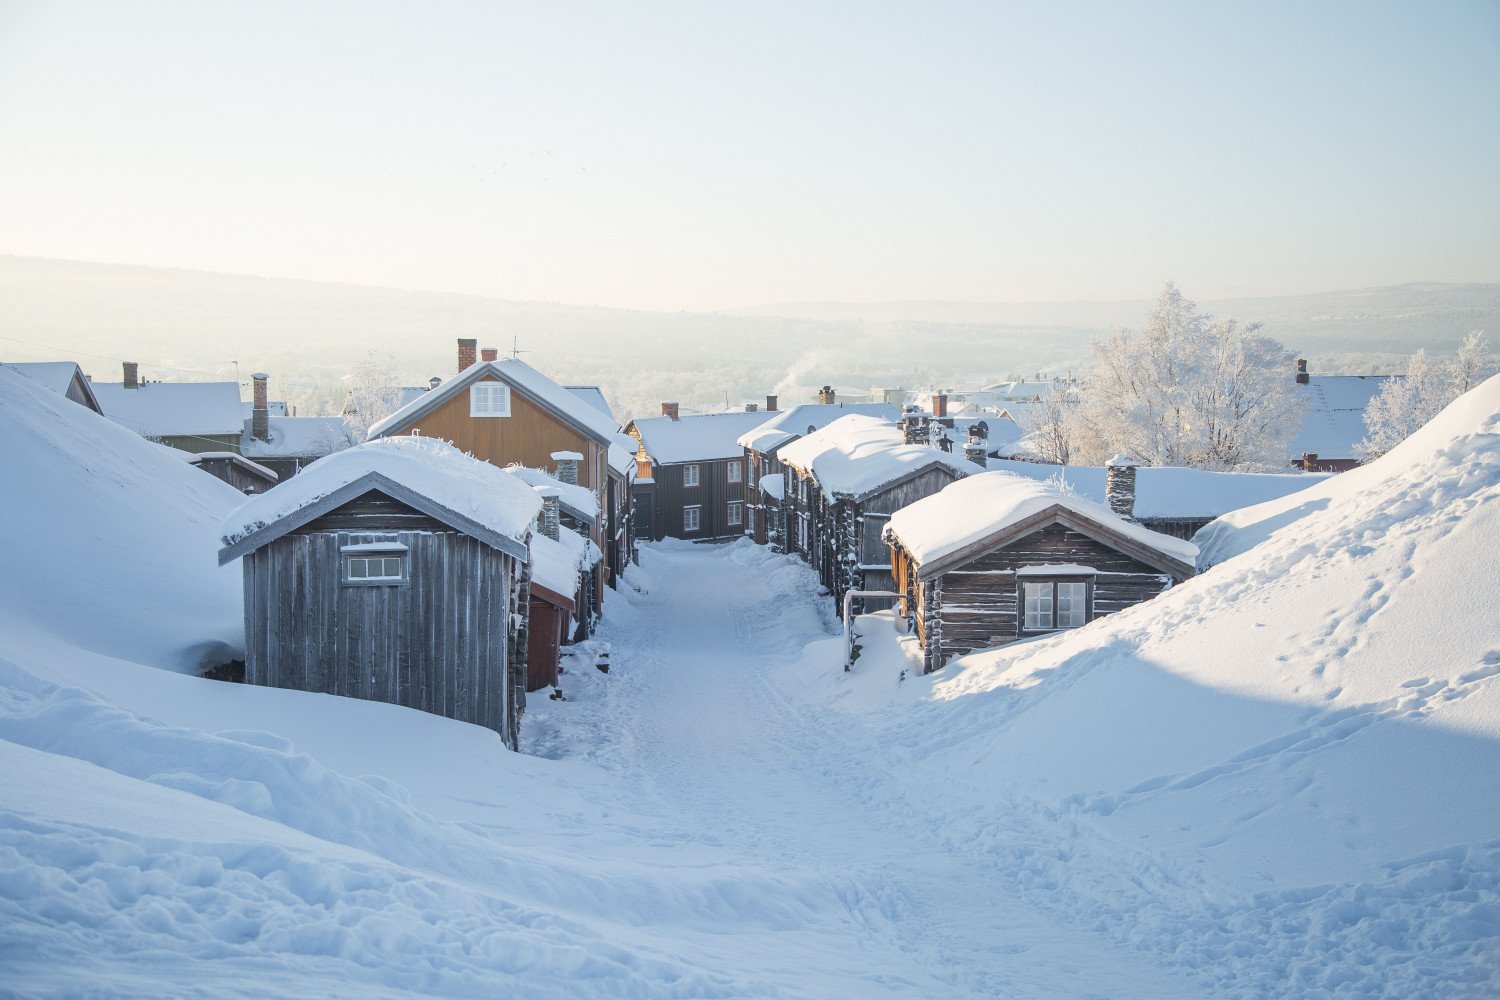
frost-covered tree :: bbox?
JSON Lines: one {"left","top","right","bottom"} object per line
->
{"left": 1358, "top": 331, "right": 1493, "bottom": 460}
{"left": 342, "top": 354, "right": 405, "bottom": 443}
{"left": 1072, "top": 282, "right": 1305, "bottom": 471}
{"left": 1021, "top": 383, "right": 1083, "bottom": 465}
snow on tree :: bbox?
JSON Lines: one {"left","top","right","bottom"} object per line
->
{"left": 1020, "top": 382, "right": 1082, "bottom": 465}
{"left": 342, "top": 354, "right": 405, "bottom": 443}
{"left": 1071, "top": 282, "right": 1305, "bottom": 471}
{"left": 1358, "top": 331, "right": 1494, "bottom": 460}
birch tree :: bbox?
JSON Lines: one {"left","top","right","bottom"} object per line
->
{"left": 1358, "top": 331, "right": 1493, "bottom": 460}
{"left": 342, "top": 354, "right": 405, "bottom": 443}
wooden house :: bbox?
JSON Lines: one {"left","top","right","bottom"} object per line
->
{"left": 777, "top": 414, "right": 981, "bottom": 605}
{"left": 1288, "top": 360, "right": 1396, "bottom": 472}
{"left": 185, "top": 451, "right": 279, "bottom": 494}
{"left": 218, "top": 437, "right": 542, "bottom": 749}
{"left": 0, "top": 361, "right": 104, "bottom": 414}
{"left": 240, "top": 374, "right": 354, "bottom": 479}
{"left": 624, "top": 404, "right": 772, "bottom": 541}
{"left": 884, "top": 470, "right": 1197, "bottom": 673}
{"left": 93, "top": 362, "right": 245, "bottom": 454}
{"left": 367, "top": 341, "right": 628, "bottom": 614}
{"left": 524, "top": 487, "right": 594, "bottom": 691}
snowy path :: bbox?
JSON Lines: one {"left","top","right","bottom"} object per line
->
{"left": 531, "top": 540, "right": 1198, "bottom": 998}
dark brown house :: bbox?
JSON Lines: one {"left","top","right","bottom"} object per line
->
{"left": 219, "top": 437, "right": 542, "bottom": 749}
{"left": 624, "top": 405, "right": 771, "bottom": 541}
{"left": 884, "top": 469, "right": 1197, "bottom": 673}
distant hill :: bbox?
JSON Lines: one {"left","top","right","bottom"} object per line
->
{"left": 2, "top": 256, "right": 1492, "bottom": 422}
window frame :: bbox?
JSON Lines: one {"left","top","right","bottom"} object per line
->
{"left": 683, "top": 464, "right": 700, "bottom": 488}
{"left": 727, "top": 501, "right": 743, "bottom": 526}
{"left": 342, "top": 545, "right": 409, "bottom": 587}
{"left": 469, "top": 382, "right": 511, "bottom": 418}
{"left": 1017, "top": 575, "right": 1094, "bottom": 633}
{"left": 683, "top": 504, "right": 702, "bottom": 532}
{"left": 727, "top": 460, "right": 742, "bottom": 484}
{"left": 746, "top": 457, "right": 757, "bottom": 488}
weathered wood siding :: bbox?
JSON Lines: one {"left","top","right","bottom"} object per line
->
{"left": 242, "top": 524, "right": 519, "bottom": 744}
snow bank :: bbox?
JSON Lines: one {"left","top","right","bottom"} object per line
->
{"left": 0, "top": 365, "right": 244, "bottom": 672}
{"left": 222, "top": 436, "right": 541, "bottom": 548}
{"left": 885, "top": 469, "right": 1199, "bottom": 567}
{"left": 778, "top": 413, "right": 982, "bottom": 500}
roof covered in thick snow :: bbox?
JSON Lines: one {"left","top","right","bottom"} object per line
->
{"left": 885, "top": 470, "right": 1199, "bottom": 573}
{"left": 737, "top": 403, "right": 901, "bottom": 454}
{"left": 367, "top": 360, "right": 619, "bottom": 444}
{"left": 220, "top": 436, "right": 540, "bottom": 562}
{"left": 504, "top": 464, "right": 600, "bottom": 523}
{"left": 93, "top": 379, "right": 245, "bottom": 438}
{"left": 983, "top": 459, "right": 1328, "bottom": 520}
{"left": 1289, "top": 375, "right": 1394, "bottom": 460}
{"left": 778, "top": 414, "right": 982, "bottom": 501}
{"left": 241, "top": 416, "right": 353, "bottom": 459}
{"left": 609, "top": 434, "right": 637, "bottom": 476}
{"left": 1, "top": 361, "right": 103, "bottom": 413}
{"left": 566, "top": 385, "right": 616, "bottom": 422}
{"left": 529, "top": 526, "right": 590, "bottom": 603}
{"left": 630, "top": 410, "right": 773, "bottom": 464}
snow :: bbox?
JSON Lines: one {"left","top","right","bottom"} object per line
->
{"left": 629, "top": 409, "right": 771, "bottom": 464}
{"left": 885, "top": 470, "right": 1199, "bottom": 567}
{"left": 777, "top": 413, "right": 982, "bottom": 501}
{"left": 530, "top": 527, "right": 589, "bottom": 599}
{"left": 503, "top": 464, "right": 600, "bottom": 521}
{"left": 1, "top": 361, "right": 88, "bottom": 398}
{"left": 1290, "top": 374, "right": 1395, "bottom": 460}
{"left": 565, "top": 384, "right": 615, "bottom": 422}
{"left": 93, "top": 379, "right": 245, "bottom": 438}
{"left": 736, "top": 402, "right": 900, "bottom": 454}
{"left": 985, "top": 457, "right": 1330, "bottom": 520}
{"left": 241, "top": 415, "right": 352, "bottom": 458}
{"left": 1014, "top": 563, "right": 1095, "bottom": 575}
{"left": 184, "top": 450, "right": 280, "bottom": 480}
{"left": 221, "top": 437, "right": 541, "bottom": 549}
{"left": 758, "top": 472, "right": 785, "bottom": 500}
{"left": 607, "top": 438, "right": 635, "bottom": 476}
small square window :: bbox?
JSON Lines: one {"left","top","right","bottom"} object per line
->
{"left": 727, "top": 460, "right": 742, "bottom": 483}
{"left": 684, "top": 506, "right": 701, "bottom": 531}
{"left": 470, "top": 382, "right": 511, "bottom": 417}
{"left": 683, "top": 464, "right": 700, "bottom": 487}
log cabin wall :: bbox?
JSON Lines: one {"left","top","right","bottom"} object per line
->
{"left": 648, "top": 457, "right": 748, "bottom": 540}
{"left": 243, "top": 513, "right": 518, "bottom": 744}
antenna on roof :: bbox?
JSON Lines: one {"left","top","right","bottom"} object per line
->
{"left": 510, "top": 335, "right": 528, "bottom": 360}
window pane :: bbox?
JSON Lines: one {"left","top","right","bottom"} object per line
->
{"left": 383, "top": 557, "right": 402, "bottom": 578}
{"left": 349, "top": 559, "right": 367, "bottom": 579}
{"left": 1023, "top": 582, "right": 1052, "bottom": 630}
{"left": 1057, "top": 582, "right": 1087, "bottom": 627}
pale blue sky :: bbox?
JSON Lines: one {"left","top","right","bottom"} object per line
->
{"left": 1, "top": 0, "right": 1496, "bottom": 309}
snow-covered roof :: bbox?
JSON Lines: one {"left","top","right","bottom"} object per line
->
{"left": 566, "top": 385, "right": 616, "bottom": 422}
{"left": 759, "top": 473, "right": 785, "bottom": 500}
{"left": 608, "top": 436, "right": 636, "bottom": 476}
{"left": 983, "top": 459, "right": 1329, "bottom": 520}
{"left": 885, "top": 470, "right": 1198, "bottom": 574}
{"left": 220, "top": 436, "right": 540, "bottom": 563}
{"left": 504, "top": 464, "right": 600, "bottom": 523}
{"left": 529, "top": 526, "right": 590, "bottom": 603}
{"left": 1289, "top": 375, "right": 1395, "bottom": 460}
{"left": 367, "top": 360, "right": 619, "bottom": 444}
{"left": 0, "top": 361, "right": 102, "bottom": 412}
{"left": 737, "top": 403, "right": 901, "bottom": 455}
{"left": 241, "top": 416, "right": 352, "bottom": 459}
{"left": 93, "top": 380, "right": 244, "bottom": 438}
{"left": 630, "top": 410, "right": 773, "bottom": 464}
{"left": 778, "top": 414, "right": 982, "bottom": 501}
{"left": 183, "top": 451, "right": 279, "bottom": 481}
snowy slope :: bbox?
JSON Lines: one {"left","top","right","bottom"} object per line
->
{"left": 784, "top": 374, "right": 1500, "bottom": 995}
{"left": 0, "top": 365, "right": 244, "bottom": 672}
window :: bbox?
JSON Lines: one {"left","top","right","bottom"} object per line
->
{"left": 728, "top": 501, "right": 743, "bottom": 526}
{"left": 746, "top": 458, "right": 757, "bottom": 488}
{"left": 683, "top": 464, "right": 700, "bottom": 488}
{"left": 797, "top": 515, "right": 807, "bottom": 551}
{"left": 727, "top": 460, "right": 742, "bottom": 483}
{"left": 1020, "top": 578, "right": 1092, "bottom": 632}
{"left": 344, "top": 553, "right": 406, "bottom": 584}
{"left": 470, "top": 382, "right": 510, "bottom": 417}
{"left": 684, "top": 505, "right": 701, "bottom": 532}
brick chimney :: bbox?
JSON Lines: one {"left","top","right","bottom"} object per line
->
{"left": 551, "top": 450, "right": 581, "bottom": 486}
{"left": 481, "top": 347, "right": 498, "bottom": 363}
{"left": 457, "top": 338, "right": 478, "bottom": 372}
{"left": 428, "top": 376, "right": 442, "bottom": 391}
{"left": 1296, "top": 359, "right": 1309, "bottom": 385}
{"left": 765, "top": 395, "right": 778, "bottom": 413}
{"left": 537, "top": 487, "right": 561, "bottom": 541}
{"left": 1105, "top": 455, "right": 1139, "bottom": 521}
{"left": 251, "top": 372, "right": 270, "bottom": 442}
{"left": 122, "top": 362, "right": 139, "bottom": 389}
{"left": 817, "top": 385, "right": 836, "bottom": 404}
{"left": 661, "top": 402, "right": 680, "bottom": 421}
{"left": 932, "top": 393, "right": 948, "bottom": 419}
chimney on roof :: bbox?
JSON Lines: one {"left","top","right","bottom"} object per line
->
{"left": 932, "top": 393, "right": 948, "bottom": 419}
{"left": 538, "top": 487, "right": 561, "bottom": 541}
{"left": 122, "top": 362, "right": 139, "bottom": 389}
{"left": 457, "top": 338, "right": 478, "bottom": 372}
{"left": 428, "top": 376, "right": 441, "bottom": 391}
{"left": 1105, "top": 455, "right": 1139, "bottom": 522}
{"left": 551, "top": 450, "right": 581, "bottom": 486}
{"left": 765, "top": 394, "right": 778, "bottom": 413}
{"left": 251, "top": 372, "right": 270, "bottom": 442}
{"left": 744, "top": 402, "right": 758, "bottom": 412}
{"left": 964, "top": 425, "right": 988, "bottom": 467}
{"left": 900, "top": 404, "right": 928, "bottom": 445}
{"left": 817, "top": 385, "right": 836, "bottom": 404}
{"left": 1296, "top": 358, "right": 1309, "bottom": 385}
{"left": 481, "top": 347, "right": 498, "bottom": 363}
{"left": 661, "top": 402, "right": 680, "bottom": 421}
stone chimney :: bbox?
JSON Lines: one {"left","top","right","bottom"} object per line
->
{"left": 122, "top": 362, "right": 139, "bottom": 389}
{"left": 932, "top": 393, "right": 948, "bottom": 419}
{"left": 964, "top": 426, "right": 988, "bottom": 467}
{"left": 661, "top": 402, "right": 680, "bottom": 421}
{"left": 457, "top": 338, "right": 478, "bottom": 372}
{"left": 1295, "top": 359, "right": 1309, "bottom": 385}
{"left": 481, "top": 347, "right": 498, "bottom": 363}
{"left": 551, "top": 450, "right": 581, "bottom": 486}
{"left": 765, "top": 395, "right": 778, "bottom": 413}
{"left": 428, "top": 376, "right": 442, "bottom": 391}
{"left": 1105, "top": 455, "right": 1139, "bottom": 521}
{"left": 817, "top": 385, "right": 836, "bottom": 404}
{"left": 744, "top": 402, "right": 758, "bottom": 412}
{"left": 251, "top": 373, "right": 270, "bottom": 442}
{"left": 537, "top": 487, "right": 561, "bottom": 541}
{"left": 900, "top": 405, "right": 928, "bottom": 445}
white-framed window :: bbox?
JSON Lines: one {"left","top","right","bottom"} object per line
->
{"left": 345, "top": 553, "right": 405, "bottom": 584}
{"left": 746, "top": 457, "right": 757, "bottom": 488}
{"left": 727, "top": 501, "right": 743, "bottom": 526}
{"left": 727, "top": 460, "right": 742, "bottom": 483}
{"left": 797, "top": 515, "right": 807, "bottom": 551}
{"left": 683, "top": 464, "right": 700, "bottom": 488}
{"left": 1021, "top": 579, "right": 1091, "bottom": 632}
{"left": 470, "top": 382, "right": 511, "bottom": 417}
{"left": 683, "top": 505, "right": 701, "bottom": 532}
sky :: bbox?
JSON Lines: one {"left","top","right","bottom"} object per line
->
{"left": 0, "top": 0, "right": 1496, "bottom": 311}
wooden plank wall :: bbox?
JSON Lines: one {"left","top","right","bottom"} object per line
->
{"left": 650, "top": 458, "right": 747, "bottom": 540}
